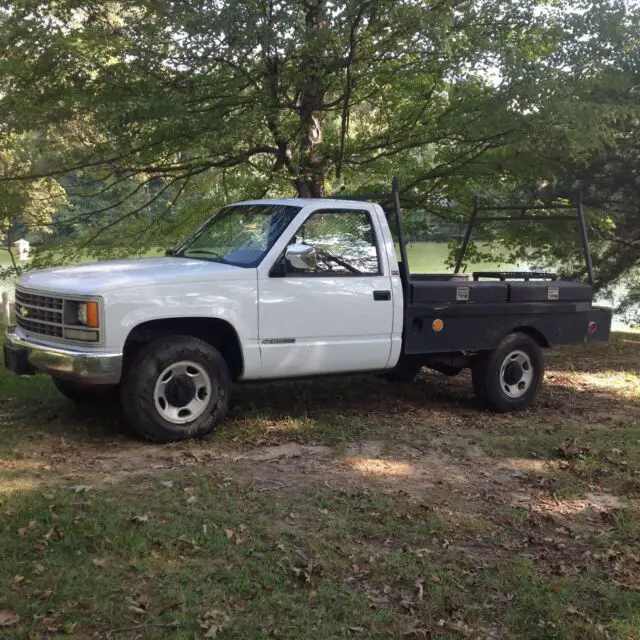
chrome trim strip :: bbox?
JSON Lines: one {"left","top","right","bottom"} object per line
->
{"left": 5, "top": 329, "right": 122, "bottom": 385}
{"left": 13, "top": 303, "right": 63, "bottom": 314}
{"left": 16, "top": 317, "right": 64, "bottom": 328}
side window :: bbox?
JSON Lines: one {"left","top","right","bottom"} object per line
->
{"left": 286, "top": 209, "right": 380, "bottom": 275}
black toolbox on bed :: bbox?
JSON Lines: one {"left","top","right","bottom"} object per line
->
{"left": 470, "top": 272, "right": 593, "bottom": 303}
{"left": 507, "top": 281, "right": 593, "bottom": 302}
{"left": 410, "top": 276, "right": 509, "bottom": 304}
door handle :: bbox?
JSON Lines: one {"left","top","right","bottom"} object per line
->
{"left": 373, "top": 290, "right": 391, "bottom": 301}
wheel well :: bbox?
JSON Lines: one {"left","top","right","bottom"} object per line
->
{"left": 512, "top": 326, "right": 550, "bottom": 348}
{"left": 122, "top": 318, "right": 244, "bottom": 380}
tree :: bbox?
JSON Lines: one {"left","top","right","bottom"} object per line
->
{"left": 506, "top": 116, "right": 640, "bottom": 320}
{"left": 0, "top": 0, "right": 637, "bottom": 260}
{"left": 0, "top": 133, "right": 67, "bottom": 275}
{"left": 462, "top": 21, "right": 640, "bottom": 309}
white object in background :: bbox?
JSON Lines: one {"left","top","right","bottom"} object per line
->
{"left": 12, "top": 239, "right": 30, "bottom": 261}
{"left": 1, "top": 291, "right": 10, "bottom": 326}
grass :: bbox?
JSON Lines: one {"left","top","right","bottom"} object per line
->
{"left": 1, "top": 469, "right": 638, "bottom": 639}
{"left": 1, "top": 330, "right": 640, "bottom": 637}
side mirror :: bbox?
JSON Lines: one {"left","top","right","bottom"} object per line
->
{"left": 285, "top": 243, "right": 316, "bottom": 270}
{"left": 165, "top": 249, "right": 176, "bottom": 256}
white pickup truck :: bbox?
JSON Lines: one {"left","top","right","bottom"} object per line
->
{"left": 4, "top": 180, "right": 611, "bottom": 442}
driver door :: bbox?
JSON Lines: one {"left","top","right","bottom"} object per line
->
{"left": 258, "top": 207, "right": 394, "bottom": 378}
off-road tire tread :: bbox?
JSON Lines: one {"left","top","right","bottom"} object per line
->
{"left": 120, "top": 336, "right": 231, "bottom": 443}
{"left": 473, "top": 332, "right": 544, "bottom": 413}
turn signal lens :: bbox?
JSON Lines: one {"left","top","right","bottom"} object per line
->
{"left": 86, "top": 302, "right": 99, "bottom": 328}
{"left": 588, "top": 321, "right": 598, "bottom": 334}
{"left": 78, "top": 302, "right": 99, "bottom": 328}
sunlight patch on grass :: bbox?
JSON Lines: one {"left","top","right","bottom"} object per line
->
{"left": 344, "top": 456, "right": 414, "bottom": 477}
{"left": 0, "top": 476, "right": 43, "bottom": 495}
{"left": 223, "top": 415, "right": 318, "bottom": 439}
{"left": 549, "top": 369, "right": 640, "bottom": 397}
{"left": 499, "top": 458, "right": 551, "bottom": 473}
{"left": 0, "top": 459, "right": 52, "bottom": 495}
{"left": 525, "top": 492, "right": 627, "bottom": 518}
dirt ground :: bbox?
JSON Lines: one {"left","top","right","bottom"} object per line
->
{"left": 1, "top": 334, "right": 640, "bottom": 638}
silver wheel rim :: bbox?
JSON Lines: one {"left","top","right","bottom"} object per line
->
{"left": 499, "top": 350, "right": 534, "bottom": 399}
{"left": 153, "top": 360, "right": 212, "bottom": 425}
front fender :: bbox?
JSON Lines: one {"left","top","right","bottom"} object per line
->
{"left": 102, "top": 280, "right": 260, "bottom": 376}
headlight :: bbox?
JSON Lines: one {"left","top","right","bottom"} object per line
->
{"left": 62, "top": 300, "right": 101, "bottom": 342}
{"left": 77, "top": 301, "right": 99, "bottom": 328}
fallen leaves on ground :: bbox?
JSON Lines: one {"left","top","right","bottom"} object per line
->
{"left": 0, "top": 609, "right": 20, "bottom": 627}
{"left": 17, "top": 521, "right": 37, "bottom": 536}
{"left": 200, "top": 609, "right": 230, "bottom": 638}
{"left": 131, "top": 514, "right": 149, "bottom": 523}
{"left": 556, "top": 438, "right": 594, "bottom": 460}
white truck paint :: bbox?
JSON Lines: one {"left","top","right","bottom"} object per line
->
{"left": 3, "top": 188, "right": 613, "bottom": 443}
{"left": 7, "top": 198, "right": 403, "bottom": 383}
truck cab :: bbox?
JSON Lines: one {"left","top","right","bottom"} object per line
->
{"left": 3, "top": 181, "right": 612, "bottom": 443}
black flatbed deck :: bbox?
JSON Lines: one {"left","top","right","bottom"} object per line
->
{"left": 343, "top": 178, "right": 613, "bottom": 357}
{"left": 404, "top": 272, "right": 611, "bottom": 354}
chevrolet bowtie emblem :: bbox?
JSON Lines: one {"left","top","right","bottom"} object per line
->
{"left": 19, "top": 305, "right": 29, "bottom": 318}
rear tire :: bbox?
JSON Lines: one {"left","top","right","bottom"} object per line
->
{"left": 472, "top": 333, "right": 544, "bottom": 412}
{"left": 52, "top": 378, "right": 118, "bottom": 405}
{"left": 120, "top": 335, "right": 231, "bottom": 443}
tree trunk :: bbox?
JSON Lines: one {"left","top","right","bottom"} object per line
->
{"left": 294, "top": 0, "right": 326, "bottom": 198}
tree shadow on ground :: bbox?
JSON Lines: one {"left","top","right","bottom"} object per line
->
{"left": 0, "top": 415, "right": 639, "bottom": 639}
{"left": 1, "top": 331, "right": 639, "bottom": 449}
{"left": 1, "top": 339, "right": 639, "bottom": 638}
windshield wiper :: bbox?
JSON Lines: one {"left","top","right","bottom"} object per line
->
{"left": 181, "top": 248, "right": 229, "bottom": 263}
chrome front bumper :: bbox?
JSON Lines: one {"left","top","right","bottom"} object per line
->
{"left": 4, "top": 330, "right": 122, "bottom": 385}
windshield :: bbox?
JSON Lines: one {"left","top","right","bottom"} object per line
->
{"left": 178, "top": 204, "right": 301, "bottom": 267}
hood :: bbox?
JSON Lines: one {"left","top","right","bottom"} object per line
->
{"left": 18, "top": 257, "right": 254, "bottom": 296}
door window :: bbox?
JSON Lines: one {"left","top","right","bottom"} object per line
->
{"left": 285, "top": 209, "right": 380, "bottom": 275}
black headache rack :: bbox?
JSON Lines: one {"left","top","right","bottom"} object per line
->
{"left": 336, "top": 178, "right": 611, "bottom": 356}
{"left": 337, "top": 177, "right": 595, "bottom": 296}
{"left": 453, "top": 193, "right": 594, "bottom": 286}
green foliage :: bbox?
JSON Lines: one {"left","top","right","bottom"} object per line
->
{"left": 0, "top": 0, "right": 639, "bottom": 302}
{"left": 0, "top": 133, "right": 67, "bottom": 250}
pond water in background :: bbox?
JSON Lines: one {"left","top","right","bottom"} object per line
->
{"left": 405, "top": 242, "right": 624, "bottom": 328}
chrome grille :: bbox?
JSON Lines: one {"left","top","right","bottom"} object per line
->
{"left": 15, "top": 289, "right": 64, "bottom": 339}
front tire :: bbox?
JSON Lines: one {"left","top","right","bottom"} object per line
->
{"left": 472, "top": 333, "right": 544, "bottom": 412}
{"left": 120, "top": 336, "right": 231, "bottom": 443}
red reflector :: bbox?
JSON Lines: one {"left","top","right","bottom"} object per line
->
{"left": 588, "top": 321, "right": 598, "bottom": 334}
